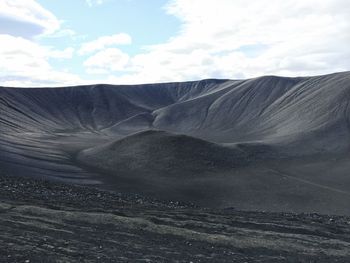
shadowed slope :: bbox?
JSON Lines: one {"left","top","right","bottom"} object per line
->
{"left": 0, "top": 80, "right": 230, "bottom": 181}
{"left": 1, "top": 72, "right": 350, "bottom": 213}
{"left": 77, "top": 130, "right": 249, "bottom": 177}
{"left": 75, "top": 130, "right": 350, "bottom": 214}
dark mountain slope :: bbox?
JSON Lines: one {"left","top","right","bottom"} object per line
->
{"left": 1, "top": 72, "right": 350, "bottom": 214}
{"left": 0, "top": 81, "right": 224, "bottom": 133}
{"left": 0, "top": 80, "right": 232, "bottom": 182}
{"left": 153, "top": 73, "right": 350, "bottom": 154}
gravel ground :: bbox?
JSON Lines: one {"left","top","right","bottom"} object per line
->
{"left": 1, "top": 174, "right": 350, "bottom": 263}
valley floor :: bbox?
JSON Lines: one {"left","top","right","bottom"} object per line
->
{"left": 0, "top": 174, "right": 350, "bottom": 263}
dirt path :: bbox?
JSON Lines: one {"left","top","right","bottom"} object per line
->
{"left": 268, "top": 168, "right": 350, "bottom": 196}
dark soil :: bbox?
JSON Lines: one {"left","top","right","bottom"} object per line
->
{"left": 1, "top": 174, "right": 350, "bottom": 262}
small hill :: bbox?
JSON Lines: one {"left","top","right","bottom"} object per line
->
{"left": 77, "top": 130, "right": 247, "bottom": 178}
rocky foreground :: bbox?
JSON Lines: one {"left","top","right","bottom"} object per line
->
{"left": 0, "top": 174, "right": 350, "bottom": 263}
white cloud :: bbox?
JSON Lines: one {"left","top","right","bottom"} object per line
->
{"left": 0, "top": 0, "right": 60, "bottom": 38}
{"left": 41, "top": 29, "right": 76, "bottom": 39}
{"left": 85, "top": 0, "right": 105, "bottom": 7}
{"left": 0, "top": 34, "right": 80, "bottom": 87}
{"left": 84, "top": 48, "right": 130, "bottom": 73}
{"left": 49, "top": 47, "right": 75, "bottom": 59}
{"left": 101, "top": 0, "right": 350, "bottom": 84}
{"left": 2, "top": 0, "right": 349, "bottom": 87}
{"left": 0, "top": 1, "right": 83, "bottom": 87}
{"left": 78, "top": 33, "right": 132, "bottom": 55}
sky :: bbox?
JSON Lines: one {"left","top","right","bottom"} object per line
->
{"left": 0, "top": 0, "right": 349, "bottom": 87}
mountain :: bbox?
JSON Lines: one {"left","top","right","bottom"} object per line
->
{"left": 1, "top": 72, "right": 350, "bottom": 214}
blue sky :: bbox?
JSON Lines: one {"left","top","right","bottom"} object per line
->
{"left": 0, "top": 0, "right": 349, "bottom": 87}
{"left": 37, "top": 0, "right": 179, "bottom": 49}
{"left": 36, "top": 0, "right": 180, "bottom": 80}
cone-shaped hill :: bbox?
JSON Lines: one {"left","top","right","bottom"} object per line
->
{"left": 77, "top": 130, "right": 249, "bottom": 178}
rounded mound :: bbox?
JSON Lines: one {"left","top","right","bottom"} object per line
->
{"left": 77, "top": 130, "right": 246, "bottom": 178}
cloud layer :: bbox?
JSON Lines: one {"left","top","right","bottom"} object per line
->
{"left": 0, "top": 35, "right": 79, "bottom": 87}
{"left": 79, "top": 33, "right": 132, "bottom": 55}
{"left": 0, "top": 1, "right": 79, "bottom": 87}
{"left": 0, "top": 0, "right": 60, "bottom": 38}
{"left": 0, "top": 0, "right": 349, "bottom": 86}
{"left": 105, "top": 0, "right": 350, "bottom": 83}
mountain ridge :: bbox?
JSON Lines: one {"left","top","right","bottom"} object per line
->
{"left": 1, "top": 71, "right": 350, "bottom": 214}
